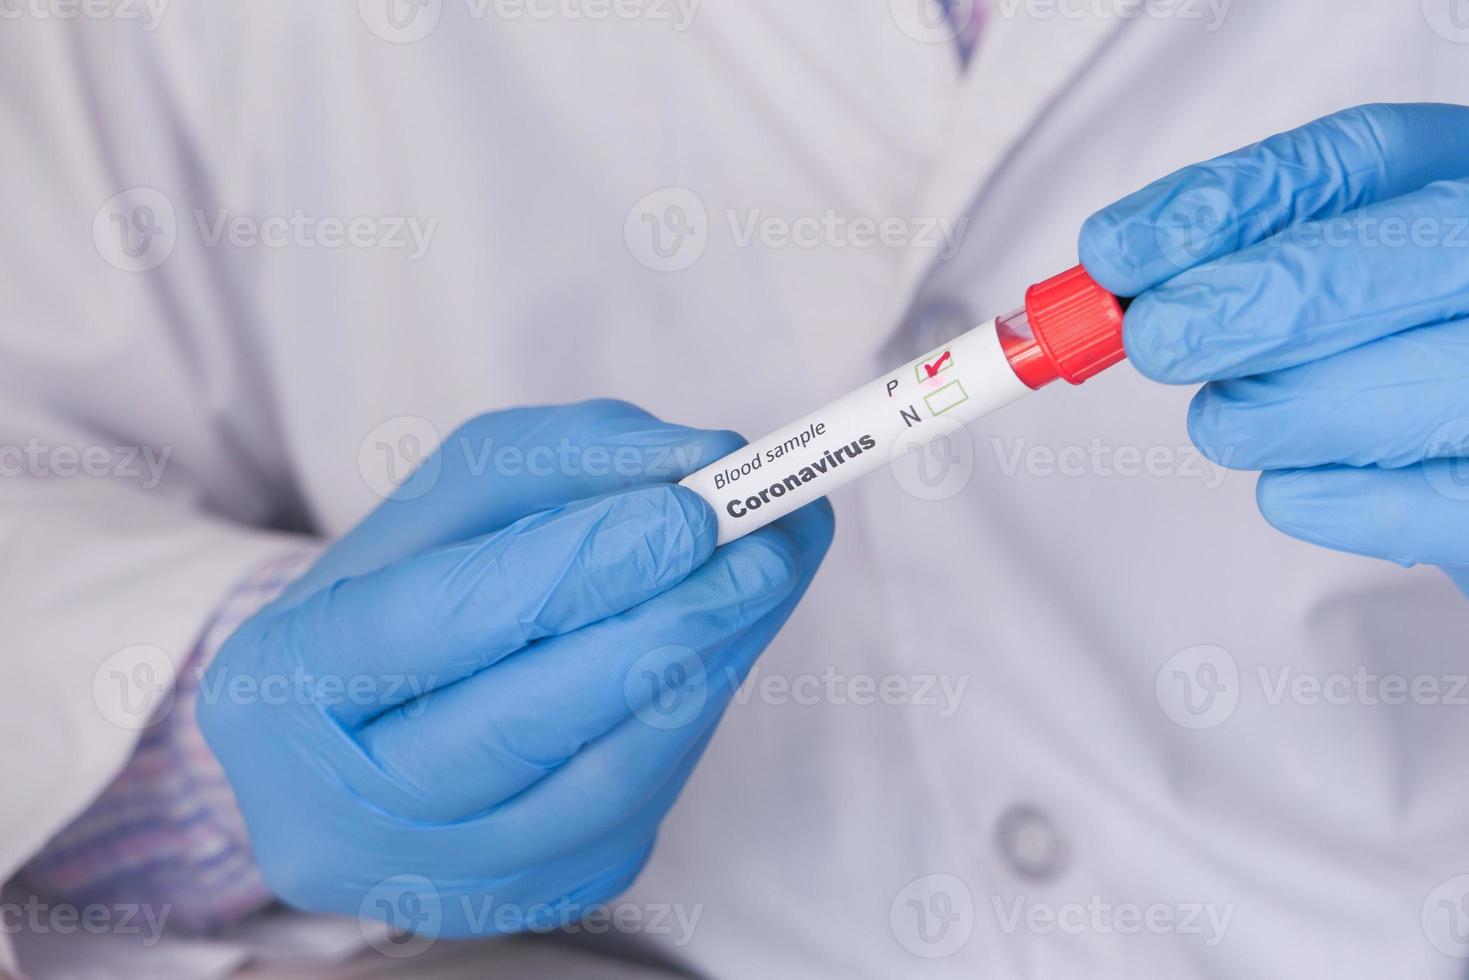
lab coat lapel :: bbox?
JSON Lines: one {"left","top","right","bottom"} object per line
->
{"left": 896, "top": 10, "right": 1127, "bottom": 300}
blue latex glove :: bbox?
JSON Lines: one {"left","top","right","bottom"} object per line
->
{"left": 1080, "top": 102, "right": 1469, "bottom": 593}
{"left": 198, "top": 400, "right": 834, "bottom": 938}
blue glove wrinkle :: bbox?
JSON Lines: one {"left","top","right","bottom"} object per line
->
{"left": 353, "top": 525, "right": 799, "bottom": 822}
{"left": 1081, "top": 104, "right": 1469, "bottom": 299}
{"left": 1125, "top": 179, "right": 1469, "bottom": 384}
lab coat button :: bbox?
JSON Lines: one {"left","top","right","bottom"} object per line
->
{"left": 995, "top": 803, "right": 1069, "bottom": 882}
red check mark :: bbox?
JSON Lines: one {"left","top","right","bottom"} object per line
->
{"left": 923, "top": 351, "right": 951, "bottom": 378}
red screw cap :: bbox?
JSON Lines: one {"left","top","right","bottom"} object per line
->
{"left": 1023, "top": 265, "right": 1126, "bottom": 386}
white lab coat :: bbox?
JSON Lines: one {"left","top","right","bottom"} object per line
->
{"left": 4, "top": 2, "right": 1469, "bottom": 976}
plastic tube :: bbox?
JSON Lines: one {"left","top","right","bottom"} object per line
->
{"left": 680, "top": 265, "right": 1126, "bottom": 544}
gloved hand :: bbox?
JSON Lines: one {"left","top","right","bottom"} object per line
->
{"left": 198, "top": 399, "right": 834, "bottom": 938}
{"left": 1080, "top": 102, "right": 1469, "bottom": 594}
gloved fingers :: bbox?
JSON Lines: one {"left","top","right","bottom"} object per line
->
{"left": 288, "top": 484, "right": 718, "bottom": 727}
{"left": 1122, "top": 178, "right": 1469, "bottom": 384}
{"left": 365, "top": 691, "right": 720, "bottom": 890}
{"left": 279, "top": 399, "right": 744, "bottom": 607}
{"left": 404, "top": 500, "right": 831, "bottom": 869}
{"left": 704, "top": 497, "right": 836, "bottom": 684}
{"left": 440, "top": 504, "right": 831, "bottom": 868}
{"left": 1256, "top": 463, "right": 1469, "bottom": 569}
{"left": 433, "top": 635, "right": 754, "bottom": 873}
{"left": 1080, "top": 103, "right": 1469, "bottom": 297}
{"left": 354, "top": 526, "right": 804, "bottom": 820}
{"left": 1188, "top": 317, "right": 1469, "bottom": 471}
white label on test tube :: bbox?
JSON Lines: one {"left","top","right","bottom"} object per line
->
{"left": 681, "top": 319, "right": 1030, "bottom": 545}
{"left": 679, "top": 265, "right": 1129, "bottom": 545}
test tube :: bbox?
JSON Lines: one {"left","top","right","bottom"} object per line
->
{"left": 680, "top": 265, "right": 1127, "bottom": 544}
